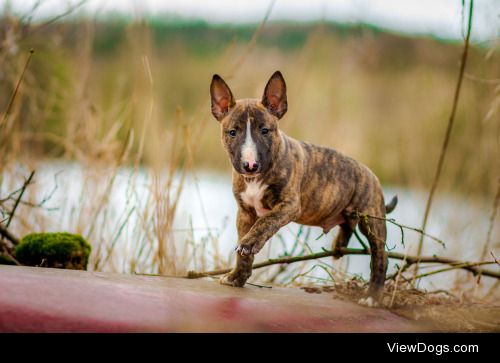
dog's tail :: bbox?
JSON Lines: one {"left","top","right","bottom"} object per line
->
{"left": 385, "top": 195, "right": 398, "bottom": 214}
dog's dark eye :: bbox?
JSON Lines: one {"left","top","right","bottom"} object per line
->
{"left": 261, "top": 128, "right": 269, "bottom": 135}
{"left": 228, "top": 129, "right": 237, "bottom": 137}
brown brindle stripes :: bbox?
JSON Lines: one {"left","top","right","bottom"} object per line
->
{"left": 210, "top": 71, "right": 397, "bottom": 304}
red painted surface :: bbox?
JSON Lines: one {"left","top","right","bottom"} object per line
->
{"left": 0, "top": 266, "right": 425, "bottom": 332}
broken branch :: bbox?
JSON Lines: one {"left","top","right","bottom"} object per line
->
{"left": 186, "top": 247, "right": 500, "bottom": 280}
{"left": 0, "top": 225, "right": 20, "bottom": 245}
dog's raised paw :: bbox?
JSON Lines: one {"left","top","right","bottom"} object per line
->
{"left": 358, "top": 296, "right": 379, "bottom": 308}
{"left": 235, "top": 244, "right": 253, "bottom": 256}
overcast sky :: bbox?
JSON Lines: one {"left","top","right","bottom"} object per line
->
{"left": 3, "top": 0, "right": 499, "bottom": 42}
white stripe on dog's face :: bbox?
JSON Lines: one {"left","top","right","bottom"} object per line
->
{"left": 241, "top": 119, "right": 257, "bottom": 165}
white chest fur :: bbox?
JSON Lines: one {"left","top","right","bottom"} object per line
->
{"left": 240, "top": 179, "right": 270, "bottom": 217}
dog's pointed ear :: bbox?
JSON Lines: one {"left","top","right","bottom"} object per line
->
{"left": 210, "top": 74, "right": 235, "bottom": 121}
{"left": 262, "top": 71, "right": 287, "bottom": 119}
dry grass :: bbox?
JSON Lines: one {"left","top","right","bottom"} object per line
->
{"left": 1, "top": 18, "right": 498, "bottom": 194}
{"left": 301, "top": 278, "right": 500, "bottom": 332}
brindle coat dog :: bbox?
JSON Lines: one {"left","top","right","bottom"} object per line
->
{"left": 210, "top": 71, "right": 397, "bottom": 305}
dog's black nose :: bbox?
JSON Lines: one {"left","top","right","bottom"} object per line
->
{"left": 243, "top": 161, "right": 259, "bottom": 173}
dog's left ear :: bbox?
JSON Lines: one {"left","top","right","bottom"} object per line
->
{"left": 262, "top": 71, "right": 287, "bottom": 119}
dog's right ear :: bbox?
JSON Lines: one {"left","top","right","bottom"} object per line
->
{"left": 210, "top": 74, "right": 235, "bottom": 121}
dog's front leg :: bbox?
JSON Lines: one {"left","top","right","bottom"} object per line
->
{"left": 220, "top": 207, "right": 257, "bottom": 287}
{"left": 236, "top": 199, "right": 300, "bottom": 256}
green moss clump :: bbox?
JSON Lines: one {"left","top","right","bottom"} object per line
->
{"left": 15, "top": 233, "right": 91, "bottom": 270}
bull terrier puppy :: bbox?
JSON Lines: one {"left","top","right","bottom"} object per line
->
{"left": 210, "top": 71, "right": 397, "bottom": 305}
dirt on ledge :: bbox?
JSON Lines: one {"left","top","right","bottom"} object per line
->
{"left": 300, "top": 280, "right": 500, "bottom": 332}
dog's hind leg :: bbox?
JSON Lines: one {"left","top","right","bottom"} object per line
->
{"left": 331, "top": 218, "right": 357, "bottom": 259}
{"left": 358, "top": 207, "right": 388, "bottom": 306}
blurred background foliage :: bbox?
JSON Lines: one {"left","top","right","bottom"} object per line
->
{"left": 0, "top": 13, "right": 498, "bottom": 196}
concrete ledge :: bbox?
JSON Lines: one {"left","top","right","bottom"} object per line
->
{"left": 0, "top": 265, "right": 425, "bottom": 332}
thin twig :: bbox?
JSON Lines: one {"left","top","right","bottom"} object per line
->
{"left": 25, "top": 0, "right": 87, "bottom": 35}
{"left": 0, "top": 49, "right": 34, "bottom": 129}
{"left": 389, "top": 244, "right": 411, "bottom": 308}
{"left": 414, "top": 261, "right": 496, "bottom": 280}
{"left": 491, "top": 251, "right": 499, "bottom": 266}
{"left": 414, "top": 0, "right": 474, "bottom": 278}
{"left": 227, "top": 0, "right": 277, "bottom": 78}
{"left": 0, "top": 171, "right": 35, "bottom": 249}
{"left": 464, "top": 73, "right": 500, "bottom": 84}
{"left": 348, "top": 210, "right": 445, "bottom": 248}
{"left": 5, "top": 170, "right": 35, "bottom": 228}
{"left": 353, "top": 229, "right": 369, "bottom": 251}
{"left": 474, "top": 181, "right": 500, "bottom": 290}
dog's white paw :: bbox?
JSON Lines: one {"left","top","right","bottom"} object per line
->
{"left": 219, "top": 274, "right": 233, "bottom": 286}
{"left": 358, "top": 296, "right": 379, "bottom": 308}
{"left": 218, "top": 271, "right": 248, "bottom": 287}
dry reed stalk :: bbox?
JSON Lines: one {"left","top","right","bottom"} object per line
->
{"left": 480, "top": 180, "right": 500, "bottom": 261}
{"left": 414, "top": 0, "right": 474, "bottom": 280}
{"left": 472, "top": 179, "right": 500, "bottom": 297}
{"left": 0, "top": 49, "right": 34, "bottom": 174}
